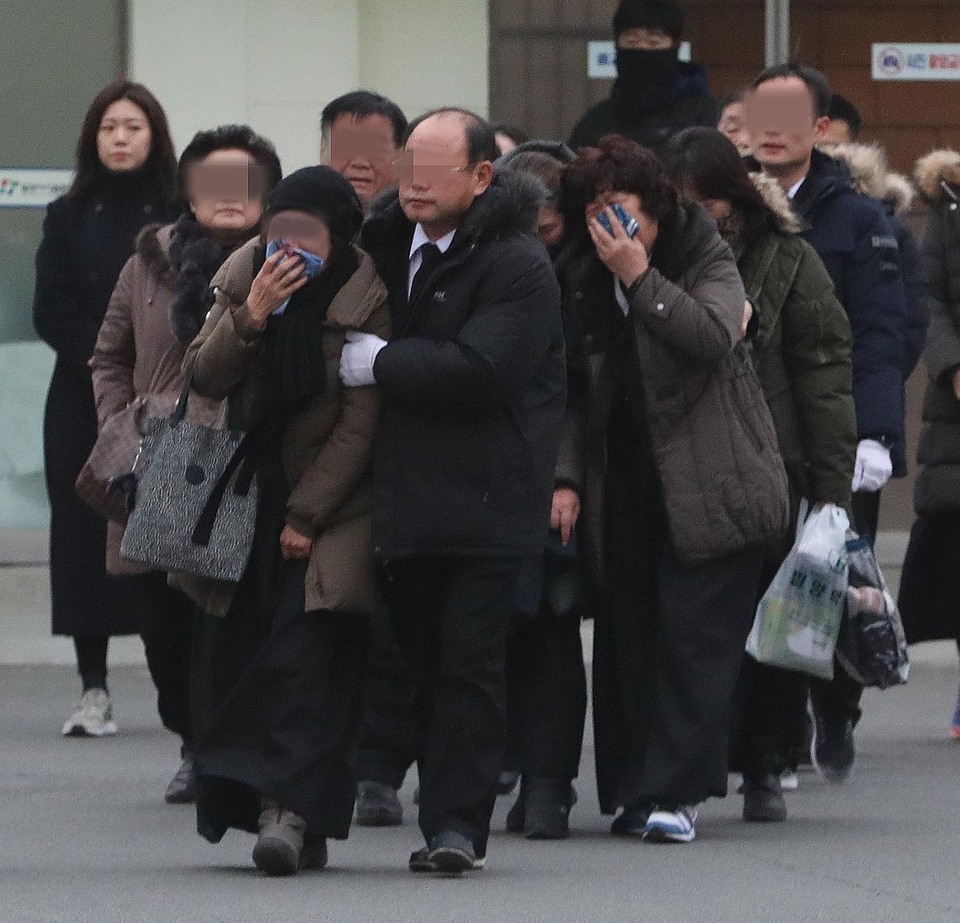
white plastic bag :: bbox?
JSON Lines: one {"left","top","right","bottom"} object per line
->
{"left": 746, "top": 502, "right": 850, "bottom": 680}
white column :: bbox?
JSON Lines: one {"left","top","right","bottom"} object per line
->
{"left": 128, "top": 0, "right": 361, "bottom": 171}
{"left": 357, "top": 0, "right": 490, "bottom": 120}
{"left": 765, "top": 0, "right": 791, "bottom": 67}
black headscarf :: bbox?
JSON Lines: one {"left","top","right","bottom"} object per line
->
{"left": 255, "top": 167, "right": 364, "bottom": 412}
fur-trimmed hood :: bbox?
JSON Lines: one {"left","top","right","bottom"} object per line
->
{"left": 134, "top": 222, "right": 174, "bottom": 277}
{"left": 751, "top": 172, "right": 802, "bottom": 234}
{"left": 821, "top": 142, "right": 915, "bottom": 214}
{"left": 914, "top": 149, "right": 960, "bottom": 205}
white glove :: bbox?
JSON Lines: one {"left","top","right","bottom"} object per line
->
{"left": 851, "top": 439, "right": 893, "bottom": 493}
{"left": 339, "top": 331, "right": 387, "bottom": 387}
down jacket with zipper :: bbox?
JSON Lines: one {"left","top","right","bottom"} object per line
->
{"left": 555, "top": 202, "right": 790, "bottom": 581}
{"left": 360, "top": 169, "right": 567, "bottom": 560}
{"left": 729, "top": 174, "right": 858, "bottom": 510}
{"left": 180, "top": 242, "right": 390, "bottom": 616}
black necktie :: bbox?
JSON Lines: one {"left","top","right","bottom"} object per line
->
{"left": 409, "top": 242, "right": 443, "bottom": 306}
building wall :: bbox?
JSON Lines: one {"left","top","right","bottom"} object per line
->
{"left": 128, "top": 0, "right": 490, "bottom": 174}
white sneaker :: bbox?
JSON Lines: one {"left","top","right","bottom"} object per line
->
{"left": 61, "top": 688, "right": 118, "bottom": 737}
{"left": 779, "top": 770, "right": 799, "bottom": 792}
{"left": 643, "top": 806, "right": 698, "bottom": 843}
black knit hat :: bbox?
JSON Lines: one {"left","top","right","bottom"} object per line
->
{"left": 264, "top": 165, "right": 364, "bottom": 244}
{"left": 613, "top": 0, "right": 685, "bottom": 43}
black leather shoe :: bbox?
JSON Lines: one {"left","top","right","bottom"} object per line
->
{"left": 524, "top": 778, "right": 577, "bottom": 840}
{"left": 355, "top": 780, "right": 403, "bottom": 827}
{"left": 610, "top": 805, "right": 650, "bottom": 837}
{"left": 505, "top": 778, "right": 526, "bottom": 833}
{"left": 498, "top": 770, "right": 521, "bottom": 796}
{"left": 164, "top": 753, "right": 196, "bottom": 805}
{"left": 742, "top": 773, "right": 788, "bottom": 823}
{"left": 426, "top": 831, "right": 483, "bottom": 875}
{"left": 812, "top": 712, "right": 856, "bottom": 783}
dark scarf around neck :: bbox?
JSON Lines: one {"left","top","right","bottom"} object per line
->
{"left": 169, "top": 212, "right": 252, "bottom": 344}
{"left": 261, "top": 245, "right": 359, "bottom": 413}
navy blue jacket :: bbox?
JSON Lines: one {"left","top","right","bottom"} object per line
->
{"left": 791, "top": 149, "right": 907, "bottom": 447}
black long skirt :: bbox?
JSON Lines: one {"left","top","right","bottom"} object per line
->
{"left": 592, "top": 402, "right": 764, "bottom": 814}
{"left": 898, "top": 513, "right": 960, "bottom": 645}
{"left": 44, "top": 364, "right": 139, "bottom": 637}
{"left": 193, "top": 466, "right": 367, "bottom": 843}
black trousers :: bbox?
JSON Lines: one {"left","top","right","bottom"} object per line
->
{"left": 504, "top": 609, "right": 586, "bottom": 781}
{"left": 138, "top": 573, "right": 195, "bottom": 747}
{"left": 595, "top": 412, "right": 764, "bottom": 812}
{"left": 355, "top": 606, "right": 416, "bottom": 789}
{"left": 385, "top": 554, "right": 524, "bottom": 856}
{"left": 195, "top": 560, "right": 367, "bottom": 842}
{"left": 809, "top": 490, "right": 881, "bottom": 727}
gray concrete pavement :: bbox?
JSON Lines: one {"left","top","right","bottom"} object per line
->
{"left": 1, "top": 662, "right": 959, "bottom": 923}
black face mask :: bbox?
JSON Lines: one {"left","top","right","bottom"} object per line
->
{"left": 612, "top": 48, "right": 681, "bottom": 112}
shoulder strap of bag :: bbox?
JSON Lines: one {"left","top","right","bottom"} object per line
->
{"left": 190, "top": 429, "right": 260, "bottom": 548}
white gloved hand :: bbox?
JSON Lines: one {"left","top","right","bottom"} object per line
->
{"left": 851, "top": 438, "right": 893, "bottom": 493}
{"left": 339, "top": 331, "right": 387, "bottom": 387}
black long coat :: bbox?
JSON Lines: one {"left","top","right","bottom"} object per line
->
{"left": 360, "top": 170, "right": 566, "bottom": 561}
{"left": 33, "top": 171, "right": 177, "bottom": 636}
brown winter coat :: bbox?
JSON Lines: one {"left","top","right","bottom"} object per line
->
{"left": 91, "top": 223, "right": 222, "bottom": 575}
{"left": 557, "top": 204, "right": 790, "bottom": 582}
{"left": 179, "top": 240, "right": 390, "bottom": 616}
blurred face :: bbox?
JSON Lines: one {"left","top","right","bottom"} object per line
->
{"left": 187, "top": 149, "right": 265, "bottom": 235}
{"left": 495, "top": 132, "right": 518, "bottom": 156}
{"left": 718, "top": 101, "right": 752, "bottom": 156}
{"left": 265, "top": 210, "right": 332, "bottom": 260}
{"left": 97, "top": 99, "right": 152, "bottom": 172}
{"left": 617, "top": 27, "right": 675, "bottom": 51}
{"left": 398, "top": 114, "right": 494, "bottom": 239}
{"left": 537, "top": 204, "right": 564, "bottom": 248}
{"left": 585, "top": 190, "right": 659, "bottom": 253}
{"left": 321, "top": 113, "right": 399, "bottom": 208}
{"left": 746, "top": 77, "right": 829, "bottom": 184}
{"left": 822, "top": 118, "right": 854, "bottom": 146}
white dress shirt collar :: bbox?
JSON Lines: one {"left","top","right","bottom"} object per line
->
{"left": 409, "top": 225, "right": 456, "bottom": 259}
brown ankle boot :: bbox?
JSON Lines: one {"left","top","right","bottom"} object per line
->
{"left": 253, "top": 804, "right": 307, "bottom": 876}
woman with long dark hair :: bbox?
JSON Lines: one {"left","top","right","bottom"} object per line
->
{"left": 558, "top": 134, "right": 789, "bottom": 843}
{"left": 34, "top": 80, "right": 179, "bottom": 738}
{"left": 91, "top": 125, "right": 282, "bottom": 801}
{"left": 662, "top": 127, "right": 857, "bottom": 822}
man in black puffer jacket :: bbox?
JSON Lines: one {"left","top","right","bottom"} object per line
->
{"left": 339, "top": 108, "right": 565, "bottom": 874}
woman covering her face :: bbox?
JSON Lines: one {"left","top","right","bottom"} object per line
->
{"left": 180, "top": 166, "right": 391, "bottom": 876}
{"left": 557, "top": 134, "right": 789, "bottom": 844}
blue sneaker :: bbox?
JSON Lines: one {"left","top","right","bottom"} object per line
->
{"left": 643, "top": 806, "right": 697, "bottom": 844}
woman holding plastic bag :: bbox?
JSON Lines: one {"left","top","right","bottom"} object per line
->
{"left": 663, "top": 128, "right": 858, "bottom": 822}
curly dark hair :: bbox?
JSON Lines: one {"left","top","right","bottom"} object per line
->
{"left": 178, "top": 124, "right": 282, "bottom": 203}
{"left": 560, "top": 134, "right": 677, "bottom": 240}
